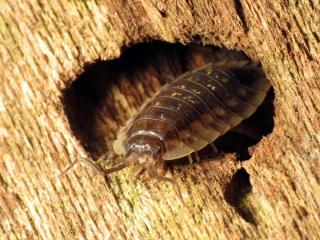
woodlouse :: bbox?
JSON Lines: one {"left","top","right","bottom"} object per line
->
{"left": 62, "top": 56, "right": 270, "bottom": 191}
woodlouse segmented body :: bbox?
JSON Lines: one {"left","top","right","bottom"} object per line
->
{"left": 113, "top": 60, "right": 270, "bottom": 170}
{"left": 62, "top": 57, "right": 270, "bottom": 191}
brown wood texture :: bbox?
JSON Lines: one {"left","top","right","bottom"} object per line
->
{"left": 0, "top": 0, "right": 319, "bottom": 239}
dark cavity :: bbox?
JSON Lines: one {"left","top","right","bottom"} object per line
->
{"left": 62, "top": 42, "right": 274, "bottom": 161}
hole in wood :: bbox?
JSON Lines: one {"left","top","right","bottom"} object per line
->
{"left": 224, "top": 167, "right": 257, "bottom": 224}
{"left": 62, "top": 42, "right": 274, "bottom": 163}
{"left": 215, "top": 89, "right": 274, "bottom": 161}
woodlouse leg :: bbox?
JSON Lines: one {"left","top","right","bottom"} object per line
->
{"left": 150, "top": 168, "right": 185, "bottom": 205}
{"left": 210, "top": 143, "right": 218, "bottom": 154}
{"left": 132, "top": 165, "right": 145, "bottom": 178}
{"left": 188, "top": 154, "right": 194, "bottom": 164}
{"left": 129, "top": 166, "right": 143, "bottom": 184}
{"left": 156, "top": 159, "right": 166, "bottom": 176}
{"left": 101, "top": 163, "right": 128, "bottom": 175}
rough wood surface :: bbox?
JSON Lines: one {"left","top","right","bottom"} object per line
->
{"left": 0, "top": 0, "right": 319, "bottom": 239}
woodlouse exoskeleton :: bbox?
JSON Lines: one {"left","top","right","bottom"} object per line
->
{"left": 62, "top": 56, "right": 270, "bottom": 193}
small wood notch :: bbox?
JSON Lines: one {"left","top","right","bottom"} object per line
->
{"left": 224, "top": 168, "right": 257, "bottom": 224}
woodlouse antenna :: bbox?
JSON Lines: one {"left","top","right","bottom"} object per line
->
{"left": 60, "top": 154, "right": 128, "bottom": 178}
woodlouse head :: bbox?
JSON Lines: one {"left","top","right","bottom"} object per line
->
{"left": 124, "top": 135, "right": 164, "bottom": 168}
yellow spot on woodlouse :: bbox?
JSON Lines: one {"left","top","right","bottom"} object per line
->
{"left": 192, "top": 89, "right": 201, "bottom": 95}
{"left": 183, "top": 96, "right": 195, "bottom": 104}
{"left": 171, "top": 92, "right": 181, "bottom": 97}
{"left": 207, "top": 84, "right": 216, "bottom": 91}
{"left": 207, "top": 69, "right": 212, "bottom": 75}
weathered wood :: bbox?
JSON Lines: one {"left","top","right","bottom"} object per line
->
{"left": 0, "top": 0, "right": 319, "bottom": 239}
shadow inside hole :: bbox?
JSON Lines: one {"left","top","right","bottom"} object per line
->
{"left": 224, "top": 168, "right": 257, "bottom": 224}
{"left": 62, "top": 41, "right": 274, "bottom": 163}
{"left": 62, "top": 62, "right": 118, "bottom": 158}
{"left": 62, "top": 42, "right": 189, "bottom": 159}
{"left": 215, "top": 89, "right": 275, "bottom": 161}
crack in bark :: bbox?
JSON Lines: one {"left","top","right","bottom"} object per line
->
{"left": 234, "top": 0, "right": 249, "bottom": 33}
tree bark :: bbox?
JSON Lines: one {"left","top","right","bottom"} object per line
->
{"left": 0, "top": 0, "right": 319, "bottom": 239}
